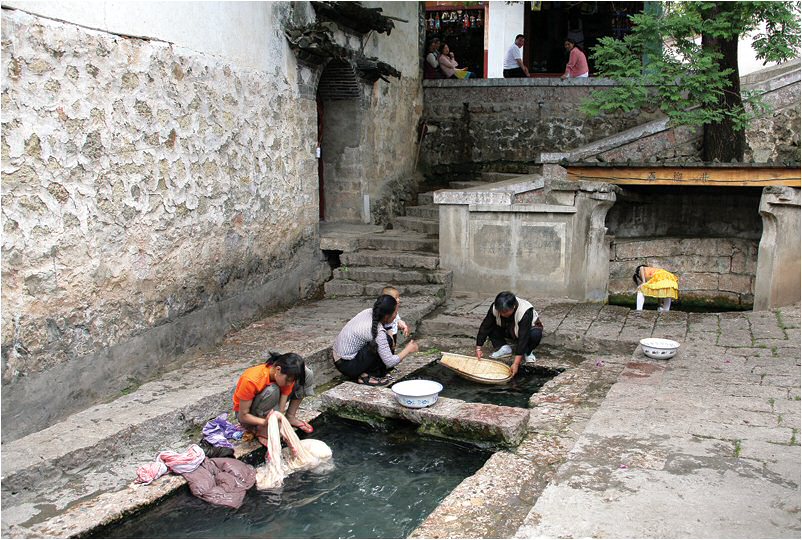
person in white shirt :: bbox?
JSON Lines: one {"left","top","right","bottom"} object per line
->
{"left": 503, "top": 34, "right": 529, "bottom": 78}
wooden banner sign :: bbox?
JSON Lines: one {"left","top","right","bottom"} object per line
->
{"left": 566, "top": 166, "right": 801, "bottom": 187}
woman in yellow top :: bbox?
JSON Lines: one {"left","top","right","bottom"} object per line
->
{"left": 633, "top": 265, "right": 679, "bottom": 312}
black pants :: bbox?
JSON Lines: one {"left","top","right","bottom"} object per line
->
{"left": 334, "top": 335, "right": 394, "bottom": 379}
{"left": 503, "top": 67, "right": 527, "bottom": 78}
{"left": 487, "top": 325, "right": 542, "bottom": 356}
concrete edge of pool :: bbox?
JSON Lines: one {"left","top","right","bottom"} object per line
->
{"left": 18, "top": 346, "right": 630, "bottom": 539}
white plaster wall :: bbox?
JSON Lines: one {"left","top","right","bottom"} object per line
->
{"left": 0, "top": 1, "right": 423, "bottom": 439}
{"left": 362, "top": 1, "right": 420, "bottom": 77}
{"left": 2, "top": 0, "right": 295, "bottom": 74}
{"left": 487, "top": 0, "right": 524, "bottom": 78}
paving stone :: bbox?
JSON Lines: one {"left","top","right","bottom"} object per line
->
{"left": 618, "top": 310, "right": 658, "bottom": 342}
{"left": 688, "top": 312, "right": 721, "bottom": 333}
{"left": 585, "top": 305, "right": 629, "bottom": 340}
{"left": 650, "top": 322, "right": 688, "bottom": 341}
{"left": 556, "top": 303, "right": 604, "bottom": 334}
{"left": 537, "top": 301, "right": 574, "bottom": 329}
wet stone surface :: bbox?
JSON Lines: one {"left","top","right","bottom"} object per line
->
{"left": 5, "top": 293, "right": 800, "bottom": 539}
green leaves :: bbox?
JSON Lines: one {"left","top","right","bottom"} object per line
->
{"left": 584, "top": 1, "right": 800, "bottom": 133}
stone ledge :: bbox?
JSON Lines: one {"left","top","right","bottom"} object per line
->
{"left": 423, "top": 77, "right": 622, "bottom": 88}
{"left": 468, "top": 203, "right": 577, "bottom": 214}
{"left": 319, "top": 382, "right": 529, "bottom": 447}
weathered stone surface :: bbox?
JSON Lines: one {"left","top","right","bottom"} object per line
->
{"left": 422, "top": 80, "right": 663, "bottom": 174}
{"left": 320, "top": 382, "right": 529, "bottom": 446}
{"left": 1, "top": 3, "right": 424, "bottom": 441}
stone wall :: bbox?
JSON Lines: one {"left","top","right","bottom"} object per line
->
{"left": 608, "top": 237, "right": 758, "bottom": 308}
{"left": 421, "top": 78, "right": 664, "bottom": 175}
{"left": 562, "top": 67, "right": 801, "bottom": 165}
{"left": 0, "top": 2, "right": 422, "bottom": 441}
{"left": 606, "top": 186, "right": 763, "bottom": 308}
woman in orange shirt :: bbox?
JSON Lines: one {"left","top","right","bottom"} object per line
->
{"left": 633, "top": 265, "right": 679, "bottom": 312}
{"left": 232, "top": 352, "right": 314, "bottom": 433}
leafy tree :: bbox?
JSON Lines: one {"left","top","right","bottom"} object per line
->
{"left": 582, "top": 1, "right": 801, "bottom": 162}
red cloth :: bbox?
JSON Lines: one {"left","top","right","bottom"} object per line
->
{"left": 135, "top": 444, "right": 205, "bottom": 485}
{"left": 181, "top": 457, "right": 256, "bottom": 509}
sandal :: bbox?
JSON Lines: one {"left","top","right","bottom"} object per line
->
{"left": 357, "top": 374, "right": 391, "bottom": 386}
{"left": 294, "top": 421, "right": 314, "bottom": 434}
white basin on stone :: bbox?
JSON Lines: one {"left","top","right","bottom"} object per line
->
{"left": 640, "top": 338, "right": 680, "bottom": 359}
{"left": 391, "top": 380, "right": 443, "bottom": 409}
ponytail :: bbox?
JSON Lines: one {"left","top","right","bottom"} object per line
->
{"left": 633, "top": 265, "right": 646, "bottom": 286}
{"left": 371, "top": 294, "right": 398, "bottom": 343}
{"left": 264, "top": 351, "right": 306, "bottom": 386}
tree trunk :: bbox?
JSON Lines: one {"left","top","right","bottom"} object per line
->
{"left": 701, "top": 8, "right": 746, "bottom": 162}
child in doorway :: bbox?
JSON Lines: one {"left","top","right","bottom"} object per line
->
{"left": 381, "top": 286, "right": 410, "bottom": 352}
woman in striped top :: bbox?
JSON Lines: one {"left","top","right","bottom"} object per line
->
{"left": 332, "top": 294, "right": 419, "bottom": 386}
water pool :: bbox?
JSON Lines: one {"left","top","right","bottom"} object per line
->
{"left": 94, "top": 416, "right": 489, "bottom": 539}
{"left": 401, "top": 362, "right": 559, "bottom": 408}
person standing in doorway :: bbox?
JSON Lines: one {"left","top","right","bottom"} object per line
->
{"left": 503, "top": 34, "right": 530, "bottom": 78}
{"left": 561, "top": 38, "right": 589, "bottom": 79}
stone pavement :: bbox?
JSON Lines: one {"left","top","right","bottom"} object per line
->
{"left": 412, "top": 294, "right": 801, "bottom": 539}
{"left": 2, "top": 291, "right": 799, "bottom": 538}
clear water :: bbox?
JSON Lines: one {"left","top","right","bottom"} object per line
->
{"left": 96, "top": 416, "right": 489, "bottom": 539}
{"left": 401, "top": 362, "right": 559, "bottom": 408}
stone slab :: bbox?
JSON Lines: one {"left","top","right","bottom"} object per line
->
{"left": 319, "top": 382, "right": 529, "bottom": 447}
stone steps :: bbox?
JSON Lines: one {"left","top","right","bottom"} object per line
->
{"left": 417, "top": 191, "right": 435, "bottom": 205}
{"left": 394, "top": 215, "right": 439, "bottom": 235}
{"left": 341, "top": 249, "right": 440, "bottom": 270}
{"left": 405, "top": 204, "right": 439, "bottom": 220}
{"left": 448, "top": 180, "right": 487, "bottom": 190}
{"left": 357, "top": 232, "right": 438, "bottom": 253}
{"left": 417, "top": 313, "right": 483, "bottom": 338}
{"left": 324, "top": 279, "right": 447, "bottom": 299}
{"left": 332, "top": 266, "right": 453, "bottom": 286}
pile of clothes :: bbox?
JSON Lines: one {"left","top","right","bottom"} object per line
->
{"left": 134, "top": 443, "right": 256, "bottom": 509}
{"left": 135, "top": 412, "right": 333, "bottom": 507}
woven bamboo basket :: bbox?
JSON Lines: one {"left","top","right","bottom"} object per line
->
{"left": 440, "top": 352, "right": 513, "bottom": 385}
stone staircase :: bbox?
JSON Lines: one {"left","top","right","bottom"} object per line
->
{"left": 323, "top": 191, "right": 447, "bottom": 299}
{"left": 323, "top": 172, "right": 523, "bottom": 301}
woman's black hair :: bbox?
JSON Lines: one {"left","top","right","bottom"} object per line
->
{"left": 494, "top": 291, "right": 518, "bottom": 312}
{"left": 371, "top": 294, "right": 398, "bottom": 342}
{"left": 265, "top": 351, "right": 306, "bottom": 386}
{"left": 633, "top": 265, "right": 646, "bottom": 286}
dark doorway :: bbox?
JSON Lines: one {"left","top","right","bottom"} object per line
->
{"left": 424, "top": 3, "right": 486, "bottom": 78}
{"left": 524, "top": 1, "right": 643, "bottom": 76}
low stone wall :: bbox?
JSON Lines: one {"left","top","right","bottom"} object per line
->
{"left": 608, "top": 237, "right": 758, "bottom": 308}
{"left": 421, "top": 78, "right": 663, "bottom": 175}
{"left": 436, "top": 167, "right": 617, "bottom": 302}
